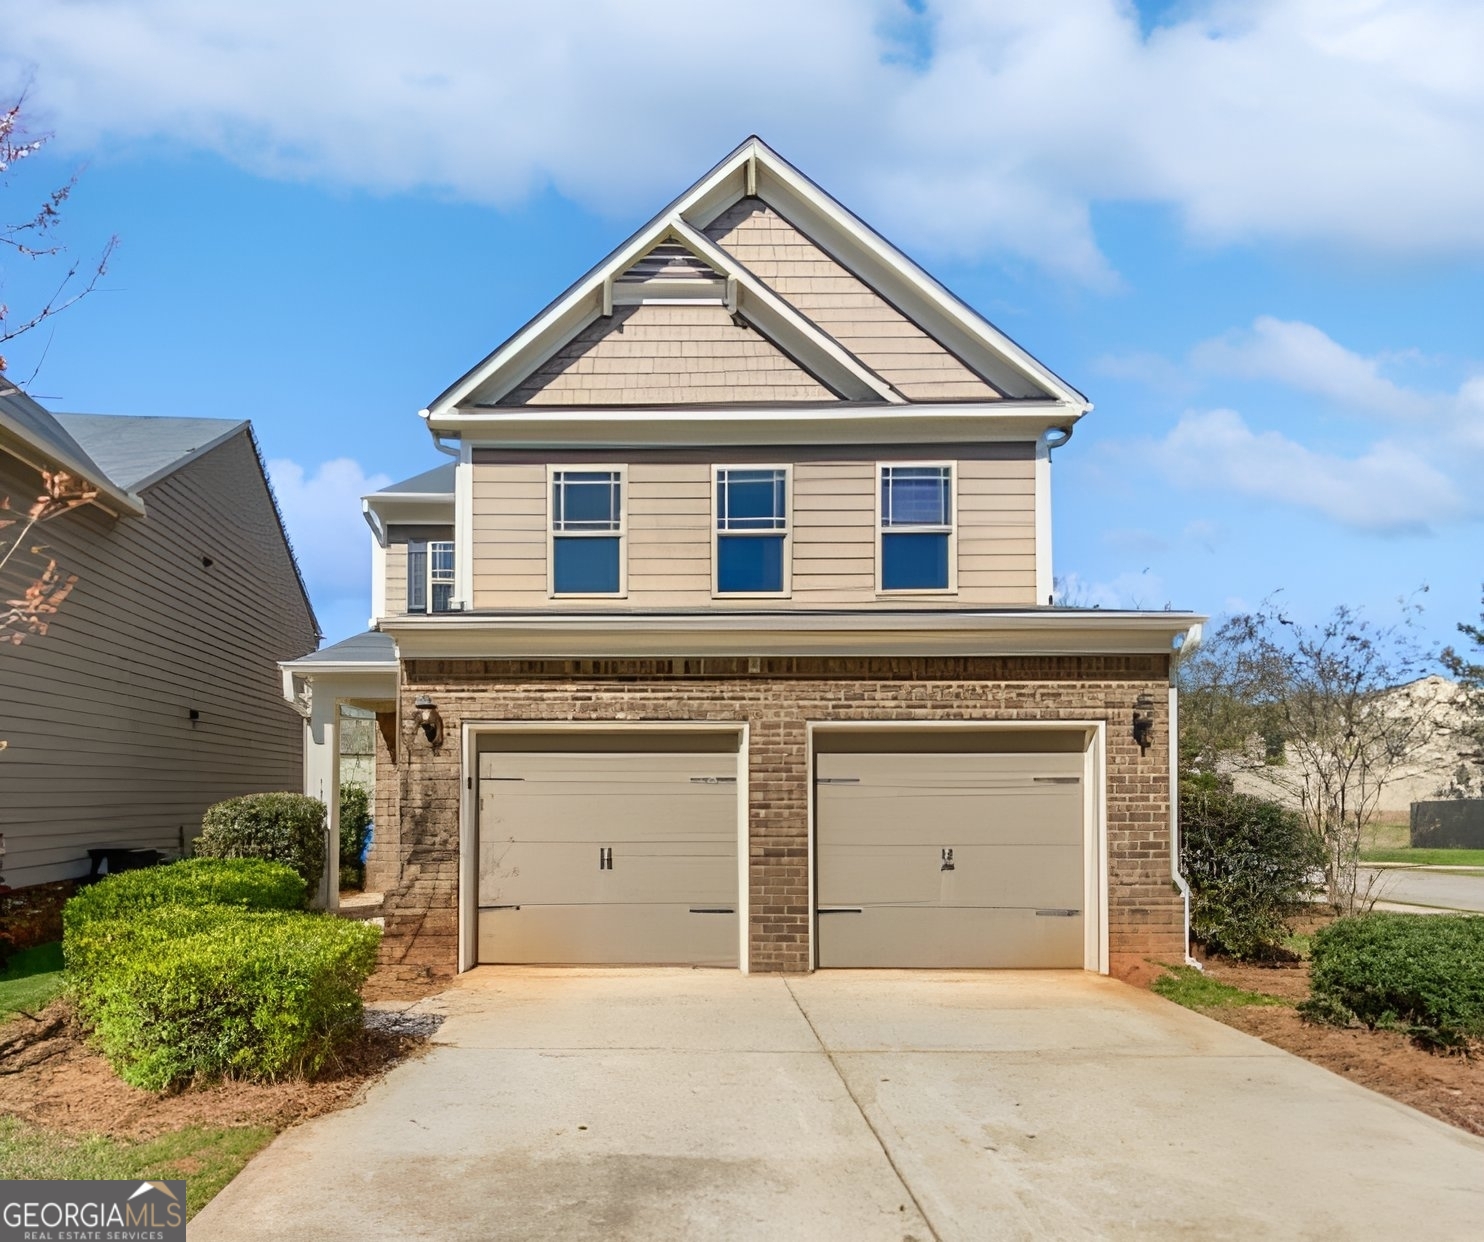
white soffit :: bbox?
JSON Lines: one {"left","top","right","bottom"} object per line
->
{"left": 425, "top": 138, "right": 1089, "bottom": 420}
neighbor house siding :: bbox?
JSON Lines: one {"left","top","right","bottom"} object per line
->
{"left": 468, "top": 448, "right": 1039, "bottom": 609}
{"left": 0, "top": 433, "right": 318, "bottom": 886}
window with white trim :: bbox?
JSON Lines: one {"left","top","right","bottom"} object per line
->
{"left": 552, "top": 469, "right": 623, "bottom": 594}
{"left": 406, "top": 538, "right": 456, "bottom": 613}
{"left": 879, "top": 464, "right": 953, "bottom": 591}
{"left": 715, "top": 467, "right": 788, "bottom": 594}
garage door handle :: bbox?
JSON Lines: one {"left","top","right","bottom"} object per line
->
{"left": 598, "top": 847, "right": 613, "bottom": 870}
{"left": 818, "top": 907, "right": 862, "bottom": 915}
{"left": 689, "top": 907, "right": 735, "bottom": 915}
{"left": 1035, "top": 909, "right": 1080, "bottom": 917}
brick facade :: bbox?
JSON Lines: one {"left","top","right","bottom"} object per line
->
{"left": 374, "top": 654, "right": 1185, "bottom": 982}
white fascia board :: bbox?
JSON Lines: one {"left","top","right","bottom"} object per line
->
{"left": 428, "top": 402, "right": 1081, "bottom": 447}
{"left": 716, "top": 147, "right": 1090, "bottom": 410}
{"left": 383, "top": 609, "right": 1205, "bottom": 661}
{"left": 363, "top": 494, "right": 455, "bottom": 529}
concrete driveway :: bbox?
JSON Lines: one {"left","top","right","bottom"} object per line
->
{"left": 193, "top": 970, "right": 1484, "bottom": 1241}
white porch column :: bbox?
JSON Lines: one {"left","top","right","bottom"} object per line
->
{"left": 305, "top": 690, "right": 341, "bottom": 911}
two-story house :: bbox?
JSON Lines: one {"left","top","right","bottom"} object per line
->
{"left": 283, "top": 138, "right": 1201, "bottom": 982}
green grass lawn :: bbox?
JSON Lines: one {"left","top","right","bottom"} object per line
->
{"left": 0, "top": 941, "right": 65, "bottom": 1018}
{"left": 1360, "top": 848, "right": 1484, "bottom": 867}
{"left": 1152, "top": 966, "right": 1289, "bottom": 1011}
{"left": 0, "top": 1116, "right": 274, "bottom": 1219}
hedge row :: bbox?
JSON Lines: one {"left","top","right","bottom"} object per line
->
{"left": 65, "top": 860, "right": 379, "bottom": 1091}
{"left": 1301, "top": 913, "right": 1484, "bottom": 1048}
{"left": 194, "top": 792, "right": 327, "bottom": 890}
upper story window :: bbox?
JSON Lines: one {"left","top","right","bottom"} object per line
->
{"left": 715, "top": 467, "right": 788, "bottom": 595}
{"left": 407, "top": 539, "right": 456, "bottom": 613}
{"left": 879, "top": 464, "right": 953, "bottom": 592}
{"left": 551, "top": 469, "right": 624, "bottom": 594}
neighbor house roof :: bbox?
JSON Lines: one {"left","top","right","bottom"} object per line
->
{"left": 54, "top": 413, "right": 247, "bottom": 492}
{"left": 0, "top": 386, "right": 144, "bottom": 515}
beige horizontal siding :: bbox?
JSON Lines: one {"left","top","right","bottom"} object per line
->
{"left": 0, "top": 434, "right": 318, "bottom": 887}
{"left": 472, "top": 464, "right": 548, "bottom": 607}
{"left": 705, "top": 198, "right": 999, "bottom": 403}
{"left": 466, "top": 452, "right": 1039, "bottom": 610}
{"left": 498, "top": 303, "right": 839, "bottom": 406}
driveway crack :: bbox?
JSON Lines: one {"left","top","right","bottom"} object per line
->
{"left": 783, "top": 978, "right": 941, "bottom": 1242}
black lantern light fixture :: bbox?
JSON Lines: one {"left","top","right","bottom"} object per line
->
{"left": 412, "top": 695, "right": 444, "bottom": 748}
{"left": 1132, "top": 692, "right": 1156, "bottom": 755}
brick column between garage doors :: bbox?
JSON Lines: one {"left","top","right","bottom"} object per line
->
{"left": 382, "top": 655, "right": 1183, "bottom": 981}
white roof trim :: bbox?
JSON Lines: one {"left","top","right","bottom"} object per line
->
{"left": 0, "top": 410, "right": 145, "bottom": 517}
{"left": 382, "top": 608, "right": 1202, "bottom": 660}
{"left": 426, "top": 138, "right": 1089, "bottom": 420}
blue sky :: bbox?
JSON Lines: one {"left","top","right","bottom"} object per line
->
{"left": 2, "top": 1, "right": 1481, "bottom": 650}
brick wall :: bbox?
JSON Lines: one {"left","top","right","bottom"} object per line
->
{"left": 378, "top": 655, "right": 1183, "bottom": 981}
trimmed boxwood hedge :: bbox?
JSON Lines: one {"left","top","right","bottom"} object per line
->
{"left": 63, "top": 858, "right": 306, "bottom": 940}
{"left": 195, "top": 792, "right": 327, "bottom": 890}
{"left": 1301, "top": 913, "right": 1484, "bottom": 1048}
{"left": 63, "top": 858, "right": 380, "bottom": 1090}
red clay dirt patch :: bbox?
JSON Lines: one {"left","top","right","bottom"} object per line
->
{"left": 0, "top": 1000, "right": 427, "bottom": 1140}
{"left": 1194, "top": 954, "right": 1484, "bottom": 1139}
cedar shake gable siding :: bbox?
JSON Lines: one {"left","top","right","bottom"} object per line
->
{"left": 704, "top": 198, "right": 1000, "bottom": 403}
{"left": 499, "top": 302, "right": 839, "bottom": 406}
{"left": 375, "top": 655, "right": 1183, "bottom": 981}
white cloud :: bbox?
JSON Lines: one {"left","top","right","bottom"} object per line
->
{"left": 4, "top": 1, "right": 1484, "bottom": 283}
{"left": 1054, "top": 568, "right": 1169, "bottom": 611}
{"left": 1146, "top": 409, "right": 1466, "bottom": 533}
{"left": 1191, "top": 317, "right": 1433, "bottom": 419}
{"left": 267, "top": 457, "right": 389, "bottom": 602}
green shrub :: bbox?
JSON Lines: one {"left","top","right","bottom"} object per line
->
{"left": 1300, "top": 913, "right": 1484, "bottom": 1048}
{"left": 339, "top": 783, "right": 371, "bottom": 867}
{"left": 63, "top": 858, "right": 305, "bottom": 943}
{"left": 1181, "top": 779, "right": 1325, "bottom": 960}
{"left": 73, "top": 905, "right": 380, "bottom": 1090}
{"left": 195, "top": 793, "right": 327, "bottom": 890}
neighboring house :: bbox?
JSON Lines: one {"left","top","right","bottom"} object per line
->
{"left": 0, "top": 386, "right": 319, "bottom": 888}
{"left": 282, "top": 138, "right": 1202, "bottom": 981}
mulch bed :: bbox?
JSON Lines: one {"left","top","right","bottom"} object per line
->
{"left": 1187, "top": 922, "right": 1484, "bottom": 1138}
{"left": 0, "top": 995, "right": 430, "bottom": 1141}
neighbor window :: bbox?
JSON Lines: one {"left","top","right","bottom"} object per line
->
{"left": 715, "top": 467, "right": 787, "bottom": 594}
{"left": 879, "top": 465, "right": 952, "bottom": 591}
{"left": 552, "top": 469, "right": 623, "bottom": 594}
{"left": 406, "top": 538, "right": 456, "bottom": 613}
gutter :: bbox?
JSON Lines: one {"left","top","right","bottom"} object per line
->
{"left": 1169, "top": 683, "right": 1202, "bottom": 970}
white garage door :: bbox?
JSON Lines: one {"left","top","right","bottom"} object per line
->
{"left": 477, "top": 750, "right": 739, "bottom": 966}
{"left": 816, "top": 751, "right": 1086, "bottom": 968}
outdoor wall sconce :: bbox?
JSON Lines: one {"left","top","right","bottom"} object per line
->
{"left": 1132, "top": 692, "right": 1156, "bottom": 756}
{"left": 412, "top": 695, "right": 444, "bottom": 748}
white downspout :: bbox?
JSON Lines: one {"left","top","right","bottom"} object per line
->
{"left": 1169, "top": 683, "right": 1201, "bottom": 969}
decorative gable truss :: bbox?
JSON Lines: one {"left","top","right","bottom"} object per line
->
{"left": 424, "top": 138, "right": 1090, "bottom": 431}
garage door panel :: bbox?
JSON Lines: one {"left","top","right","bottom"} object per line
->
{"left": 480, "top": 840, "right": 738, "bottom": 907}
{"left": 478, "top": 746, "right": 738, "bottom": 966}
{"left": 818, "top": 907, "right": 1084, "bottom": 969}
{"left": 479, "top": 905, "right": 737, "bottom": 967}
{"left": 819, "top": 844, "right": 1083, "bottom": 908}
{"left": 816, "top": 748, "right": 1088, "bottom": 969}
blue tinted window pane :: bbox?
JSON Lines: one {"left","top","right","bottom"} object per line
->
{"left": 881, "top": 467, "right": 949, "bottom": 526}
{"left": 554, "top": 472, "right": 620, "bottom": 529}
{"left": 431, "top": 583, "right": 454, "bottom": 613}
{"left": 553, "top": 536, "right": 621, "bottom": 593}
{"left": 718, "top": 469, "right": 785, "bottom": 530}
{"left": 881, "top": 532, "right": 949, "bottom": 590}
{"left": 717, "top": 535, "right": 784, "bottom": 593}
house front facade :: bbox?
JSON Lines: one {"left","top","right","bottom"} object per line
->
{"left": 284, "top": 139, "right": 1200, "bottom": 982}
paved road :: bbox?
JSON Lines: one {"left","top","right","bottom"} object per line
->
{"left": 192, "top": 968, "right": 1484, "bottom": 1241}
{"left": 1366, "top": 866, "right": 1484, "bottom": 912}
